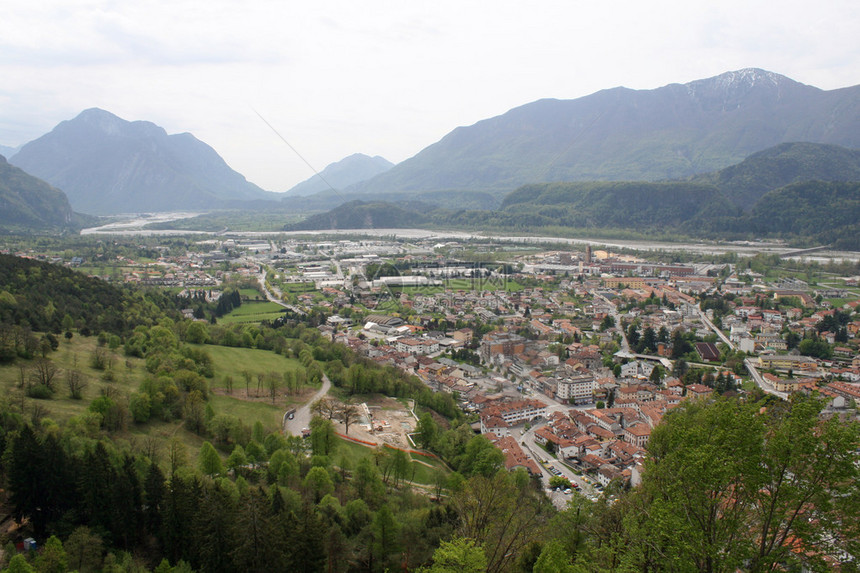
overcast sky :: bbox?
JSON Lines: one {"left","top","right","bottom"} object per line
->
{"left": 1, "top": 0, "right": 859, "bottom": 191}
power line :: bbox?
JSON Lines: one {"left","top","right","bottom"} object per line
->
{"left": 251, "top": 108, "right": 343, "bottom": 201}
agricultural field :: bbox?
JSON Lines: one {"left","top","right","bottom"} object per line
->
{"left": 280, "top": 282, "right": 317, "bottom": 293}
{"left": 384, "top": 277, "right": 524, "bottom": 296}
{"left": 238, "top": 287, "right": 265, "bottom": 300}
{"left": 218, "top": 301, "right": 287, "bottom": 324}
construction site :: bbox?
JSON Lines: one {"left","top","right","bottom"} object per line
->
{"left": 332, "top": 396, "right": 419, "bottom": 450}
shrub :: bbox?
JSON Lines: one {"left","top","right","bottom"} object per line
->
{"left": 27, "top": 384, "right": 54, "bottom": 399}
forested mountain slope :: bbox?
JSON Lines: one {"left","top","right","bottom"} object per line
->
{"left": 0, "top": 254, "right": 179, "bottom": 339}
{"left": 692, "top": 142, "right": 860, "bottom": 210}
{"left": 0, "top": 155, "right": 77, "bottom": 230}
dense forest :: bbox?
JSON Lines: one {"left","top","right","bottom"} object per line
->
{"left": 0, "top": 254, "right": 182, "bottom": 339}
{"left": 1, "top": 391, "right": 856, "bottom": 572}
{"left": 691, "top": 142, "right": 860, "bottom": 210}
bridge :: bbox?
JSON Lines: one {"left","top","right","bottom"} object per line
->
{"left": 778, "top": 245, "right": 831, "bottom": 259}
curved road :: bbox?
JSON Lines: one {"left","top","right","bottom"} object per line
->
{"left": 284, "top": 374, "right": 332, "bottom": 436}
{"left": 691, "top": 302, "right": 787, "bottom": 400}
{"left": 256, "top": 267, "right": 306, "bottom": 315}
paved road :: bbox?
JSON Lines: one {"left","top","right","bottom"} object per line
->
{"left": 688, "top": 298, "right": 787, "bottom": 400}
{"left": 596, "top": 293, "right": 629, "bottom": 352}
{"left": 521, "top": 423, "right": 598, "bottom": 507}
{"left": 284, "top": 374, "right": 332, "bottom": 436}
{"left": 744, "top": 358, "right": 788, "bottom": 400}
{"left": 695, "top": 304, "right": 734, "bottom": 350}
{"left": 256, "top": 267, "right": 306, "bottom": 315}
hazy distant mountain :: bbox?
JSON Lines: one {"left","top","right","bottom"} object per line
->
{"left": 351, "top": 68, "right": 860, "bottom": 197}
{"left": 0, "top": 154, "right": 76, "bottom": 229}
{"left": 0, "top": 145, "right": 18, "bottom": 159}
{"left": 282, "top": 153, "right": 393, "bottom": 196}
{"left": 10, "top": 108, "right": 275, "bottom": 214}
{"left": 691, "top": 142, "right": 860, "bottom": 210}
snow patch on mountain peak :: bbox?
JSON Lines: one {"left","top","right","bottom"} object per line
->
{"left": 685, "top": 68, "right": 786, "bottom": 97}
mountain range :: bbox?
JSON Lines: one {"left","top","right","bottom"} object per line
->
{"left": 345, "top": 68, "right": 860, "bottom": 198}
{"left": 0, "top": 145, "right": 18, "bottom": 159}
{"left": 288, "top": 141, "right": 860, "bottom": 250}
{"left": 9, "top": 108, "right": 277, "bottom": 214}
{"left": 3, "top": 67, "right": 860, "bottom": 241}
{"left": 282, "top": 153, "right": 393, "bottom": 196}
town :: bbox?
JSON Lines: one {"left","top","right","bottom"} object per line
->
{"left": 9, "top": 233, "right": 859, "bottom": 509}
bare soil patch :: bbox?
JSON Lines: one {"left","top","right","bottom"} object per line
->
{"left": 333, "top": 395, "right": 418, "bottom": 450}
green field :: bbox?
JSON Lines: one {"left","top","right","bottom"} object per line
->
{"left": 198, "top": 344, "right": 306, "bottom": 390}
{"left": 385, "top": 278, "right": 524, "bottom": 296}
{"left": 445, "top": 277, "right": 524, "bottom": 292}
{"left": 281, "top": 282, "right": 317, "bottom": 293}
{"left": 209, "top": 394, "right": 283, "bottom": 429}
{"left": 219, "top": 301, "right": 287, "bottom": 324}
{"left": 825, "top": 296, "right": 860, "bottom": 308}
{"left": 239, "top": 288, "right": 264, "bottom": 299}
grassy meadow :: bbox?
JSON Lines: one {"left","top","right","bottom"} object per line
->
{"left": 218, "top": 301, "right": 287, "bottom": 324}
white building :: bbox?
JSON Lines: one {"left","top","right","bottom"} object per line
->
{"left": 395, "top": 337, "right": 439, "bottom": 355}
{"left": 556, "top": 374, "right": 596, "bottom": 404}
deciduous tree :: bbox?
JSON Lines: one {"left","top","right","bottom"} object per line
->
{"left": 337, "top": 400, "right": 359, "bottom": 435}
{"left": 199, "top": 441, "right": 223, "bottom": 477}
{"left": 425, "top": 537, "right": 487, "bottom": 573}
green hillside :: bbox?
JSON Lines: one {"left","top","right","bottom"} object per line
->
{"left": 746, "top": 181, "right": 860, "bottom": 248}
{"left": 0, "top": 154, "right": 78, "bottom": 230}
{"left": 288, "top": 142, "right": 860, "bottom": 248}
{"left": 0, "top": 253, "right": 180, "bottom": 337}
{"left": 692, "top": 142, "right": 860, "bottom": 210}
{"left": 500, "top": 181, "right": 737, "bottom": 229}
{"left": 286, "top": 200, "right": 431, "bottom": 231}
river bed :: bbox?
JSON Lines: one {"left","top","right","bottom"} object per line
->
{"left": 80, "top": 214, "right": 860, "bottom": 263}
